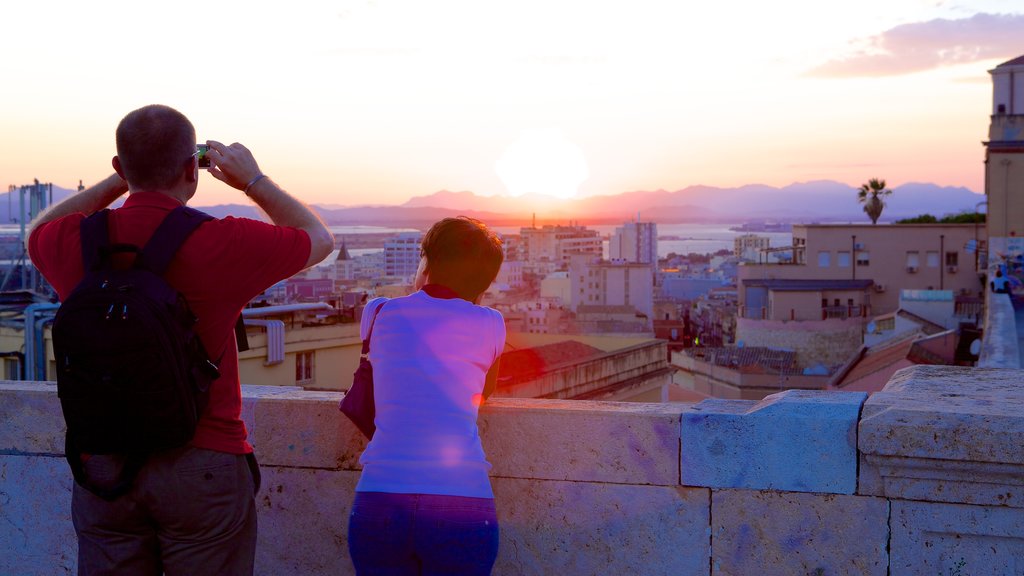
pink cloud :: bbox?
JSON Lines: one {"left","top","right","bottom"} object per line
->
{"left": 808, "top": 13, "right": 1024, "bottom": 77}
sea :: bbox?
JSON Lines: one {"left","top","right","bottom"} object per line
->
{"left": 324, "top": 223, "right": 793, "bottom": 261}
{"left": 2, "top": 222, "right": 792, "bottom": 262}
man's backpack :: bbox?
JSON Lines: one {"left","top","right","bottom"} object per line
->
{"left": 52, "top": 206, "right": 221, "bottom": 500}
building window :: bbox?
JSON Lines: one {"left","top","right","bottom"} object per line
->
{"left": 3, "top": 357, "right": 20, "bottom": 380}
{"left": 817, "top": 251, "right": 830, "bottom": 267}
{"left": 926, "top": 251, "right": 939, "bottom": 268}
{"left": 296, "top": 351, "right": 315, "bottom": 385}
{"left": 856, "top": 251, "right": 870, "bottom": 266}
{"left": 837, "top": 251, "right": 851, "bottom": 267}
{"left": 945, "top": 252, "right": 959, "bottom": 266}
{"left": 906, "top": 251, "right": 920, "bottom": 268}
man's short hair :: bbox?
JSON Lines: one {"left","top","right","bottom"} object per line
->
{"left": 421, "top": 217, "right": 504, "bottom": 302}
{"left": 115, "top": 105, "right": 196, "bottom": 191}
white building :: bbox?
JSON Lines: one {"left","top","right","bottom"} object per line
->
{"left": 609, "top": 222, "right": 657, "bottom": 264}
{"left": 520, "top": 225, "right": 602, "bottom": 268}
{"left": 384, "top": 232, "right": 423, "bottom": 280}
{"left": 569, "top": 255, "right": 654, "bottom": 322}
{"left": 734, "top": 234, "right": 771, "bottom": 262}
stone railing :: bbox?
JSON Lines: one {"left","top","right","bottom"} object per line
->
{"left": 2, "top": 365, "right": 1023, "bottom": 575}
{"left": 980, "top": 291, "right": 1020, "bottom": 368}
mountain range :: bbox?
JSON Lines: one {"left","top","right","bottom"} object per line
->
{"left": 0, "top": 180, "right": 985, "bottom": 228}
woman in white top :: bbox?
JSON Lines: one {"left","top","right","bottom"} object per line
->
{"left": 348, "top": 217, "right": 506, "bottom": 576}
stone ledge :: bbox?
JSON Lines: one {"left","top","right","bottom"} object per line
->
{"left": 0, "top": 456, "right": 76, "bottom": 576}
{"left": 860, "top": 454, "right": 1024, "bottom": 508}
{"left": 860, "top": 366, "right": 1024, "bottom": 464}
{"left": 890, "top": 499, "right": 1024, "bottom": 575}
{"left": 711, "top": 489, "right": 889, "bottom": 576}
{"left": 859, "top": 366, "right": 1024, "bottom": 505}
{"left": 979, "top": 291, "right": 1020, "bottom": 369}
{"left": 681, "top": 389, "right": 866, "bottom": 494}
{"left": 0, "top": 382, "right": 64, "bottom": 456}
{"left": 481, "top": 398, "right": 685, "bottom": 485}
{"left": 493, "top": 478, "right": 709, "bottom": 576}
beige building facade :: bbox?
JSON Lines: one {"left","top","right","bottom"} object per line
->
{"left": 986, "top": 55, "right": 1024, "bottom": 240}
{"left": 741, "top": 223, "right": 985, "bottom": 317}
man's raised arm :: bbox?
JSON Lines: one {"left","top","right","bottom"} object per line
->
{"left": 205, "top": 140, "right": 334, "bottom": 269}
{"left": 26, "top": 174, "right": 129, "bottom": 244}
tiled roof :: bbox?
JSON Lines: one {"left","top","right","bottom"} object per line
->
{"left": 498, "top": 340, "right": 605, "bottom": 383}
{"left": 835, "top": 336, "right": 916, "bottom": 387}
{"left": 685, "top": 346, "right": 799, "bottom": 373}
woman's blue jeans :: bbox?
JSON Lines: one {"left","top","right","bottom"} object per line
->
{"left": 348, "top": 491, "right": 499, "bottom": 576}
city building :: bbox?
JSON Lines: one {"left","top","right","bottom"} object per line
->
{"left": 733, "top": 234, "right": 771, "bottom": 261}
{"left": 568, "top": 255, "right": 654, "bottom": 324}
{"left": 735, "top": 223, "right": 984, "bottom": 367}
{"left": 609, "top": 221, "right": 657, "bottom": 264}
{"left": 986, "top": 55, "right": 1024, "bottom": 240}
{"left": 985, "top": 55, "right": 1024, "bottom": 291}
{"left": 383, "top": 231, "right": 423, "bottom": 280}
{"left": 520, "top": 224, "right": 602, "bottom": 271}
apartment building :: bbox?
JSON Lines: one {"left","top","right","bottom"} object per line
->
{"left": 734, "top": 234, "right": 771, "bottom": 262}
{"left": 383, "top": 231, "right": 423, "bottom": 280}
{"left": 736, "top": 223, "right": 984, "bottom": 367}
{"left": 520, "top": 225, "right": 602, "bottom": 269}
{"left": 609, "top": 221, "right": 657, "bottom": 264}
{"left": 569, "top": 255, "right": 654, "bottom": 323}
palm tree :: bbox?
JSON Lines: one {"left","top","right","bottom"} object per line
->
{"left": 858, "top": 178, "right": 893, "bottom": 225}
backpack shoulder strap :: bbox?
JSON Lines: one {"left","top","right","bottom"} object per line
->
{"left": 80, "top": 209, "right": 112, "bottom": 272}
{"left": 137, "top": 206, "right": 214, "bottom": 275}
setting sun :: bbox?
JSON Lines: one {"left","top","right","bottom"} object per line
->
{"left": 494, "top": 128, "right": 589, "bottom": 199}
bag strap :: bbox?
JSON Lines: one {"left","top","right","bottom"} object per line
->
{"left": 136, "top": 206, "right": 213, "bottom": 275}
{"left": 361, "top": 300, "right": 387, "bottom": 355}
{"left": 80, "top": 209, "right": 112, "bottom": 272}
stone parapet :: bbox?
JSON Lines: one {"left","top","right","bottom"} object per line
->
{"left": 859, "top": 366, "right": 1024, "bottom": 508}
{"left": 482, "top": 398, "right": 685, "bottom": 486}
{"left": 681, "top": 390, "right": 866, "bottom": 494}
{"left": 979, "top": 291, "right": 1020, "bottom": 368}
{"left": 891, "top": 499, "right": 1024, "bottom": 575}
{"left": 711, "top": 489, "right": 889, "bottom": 575}
{"left": 0, "top": 382, "right": 64, "bottom": 456}
{"left": 2, "top": 365, "right": 1023, "bottom": 576}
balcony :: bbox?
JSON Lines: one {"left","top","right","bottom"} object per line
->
{"left": 3, "top": 359, "right": 1024, "bottom": 575}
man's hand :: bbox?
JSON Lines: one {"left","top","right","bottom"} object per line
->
{"left": 205, "top": 140, "right": 262, "bottom": 191}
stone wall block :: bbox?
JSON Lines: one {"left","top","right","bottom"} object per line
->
{"left": 0, "top": 382, "right": 64, "bottom": 455}
{"left": 859, "top": 366, "right": 1024, "bottom": 505}
{"left": 0, "top": 456, "right": 76, "bottom": 576}
{"left": 255, "top": 466, "right": 360, "bottom": 576}
{"left": 681, "top": 390, "right": 866, "bottom": 493}
{"left": 481, "top": 398, "right": 685, "bottom": 485}
{"left": 711, "top": 489, "right": 888, "bottom": 575}
{"left": 249, "top": 389, "right": 366, "bottom": 470}
{"left": 493, "top": 477, "right": 710, "bottom": 576}
{"left": 891, "top": 499, "right": 1024, "bottom": 575}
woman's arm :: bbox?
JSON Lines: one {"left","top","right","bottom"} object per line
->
{"left": 482, "top": 358, "right": 501, "bottom": 400}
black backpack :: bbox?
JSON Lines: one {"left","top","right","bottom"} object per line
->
{"left": 53, "top": 206, "right": 221, "bottom": 500}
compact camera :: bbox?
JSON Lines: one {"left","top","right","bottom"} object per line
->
{"left": 196, "top": 144, "right": 211, "bottom": 169}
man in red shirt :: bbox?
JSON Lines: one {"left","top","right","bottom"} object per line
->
{"left": 28, "top": 104, "right": 334, "bottom": 575}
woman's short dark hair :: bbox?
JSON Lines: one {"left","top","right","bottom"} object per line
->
{"left": 421, "top": 217, "right": 504, "bottom": 302}
{"left": 115, "top": 105, "right": 196, "bottom": 191}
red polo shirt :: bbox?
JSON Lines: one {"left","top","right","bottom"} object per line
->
{"left": 28, "top": 191, "right": 312, "bottom": 454}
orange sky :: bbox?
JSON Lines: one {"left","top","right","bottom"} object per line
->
{"left": 1, "top": 1, "right": 1020, "bottom": 207}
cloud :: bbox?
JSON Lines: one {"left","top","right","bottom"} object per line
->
{"left": 808, "top": 12, "right": 1024, "bottom": 77}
